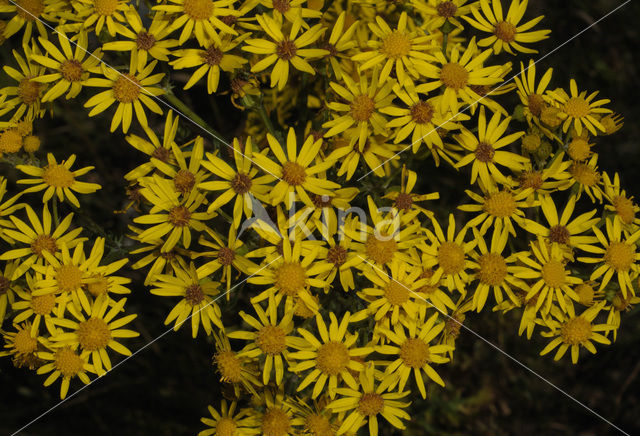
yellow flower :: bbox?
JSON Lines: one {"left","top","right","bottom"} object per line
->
{"left": 514, "top": 59, "right": 554, "bottom": 128}
{"left": 413, "top": 0, "right": 476, "bottom": 30}
{"left": 548, "top": 79, "right": 612, "bottom": 136}
{"left": 84, "top": 61, "right": 164, "bottom": 133}
{"left": 602, "top": 172, "right": 639, "bottom": 228}
{"left": 31, "top": 31, "right": 102, "bottom": 102}
{"left": 565, "top": 153, "right": 603, "bottom": 203}
{"left": 170, "top": 33, "right": 248, "bottom": 94}
{"left": 289, "top": 311, "right": 373, "bottom": 399}
{"left": 50, "top": 295, "right": 139, "bottom": 375}
{"left": 1, "top": 44, "right": 47, "bottom": 121}
{"left": 322, "top": 11, "right": 359, "bottom": 80}
{"left": 251, "top": 128, "right": 340, "bottom": 208}
{"left": 377, "top": 313, "right": 452, "bottom": 399}
{"left": 12, "top": 272, "right": 64, "bottom": 336}
{"left": 325, "top": 131, "right": 398, "bottom": 180}
{"left": 150, "top": 136, "right": 209, "bottom": 197}
{"left": 0, "top": 176, "right": 25, "bottom": 244}
{"left": 454, "top": 107, "right": 527, "bottom": 189}
{"left": 352, "top": 12, "right": 435, "bottom": 84}
{"left": 540, "top": 301, "right": 612, "bottom": 364}
{"left": 16, "top": 153, "right": 101, "bottom": 208}
{"left": 327, "top": 362, "right": 411, "bottom": 436}
{"left": 212, "top": 330, "right": 262, "bottom": 397}
{"left": 199, "top": 400, "right": 259, "bottom": 436}
{"left": 0, "top": 0, "right": 54, "bottom": 43}
{"left": 0, "top": 321, "right": 44, "bottom": 369}
{"left": 76, "top": 0, "right": 129, "bottom": 36}
{"left": 243, "top": 14, "right": 328, "bottom": 90}
{"left": 463, "top": 0, "right": 550, "bottom": 54}
{"left": 36, "top": 346, "right": 95, "bottom": 399}
{"left": 150, "top": 262, "right": 223, "bottom": 337}
{"left": 0, "top": 261, "right": 19, "bottom": 324}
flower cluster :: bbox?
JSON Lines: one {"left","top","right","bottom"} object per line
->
{"left": 0, "top": 0, "right": 634, "bottom": 434}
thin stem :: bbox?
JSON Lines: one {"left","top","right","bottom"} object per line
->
{"left": 256, "top": 99, "right": 280, "bottom": 141}
{"left": 52, "top": 196, "right": 60, "bottom": 227}
{"left": 164, "top": 92, "right": 226, "bottom": 148}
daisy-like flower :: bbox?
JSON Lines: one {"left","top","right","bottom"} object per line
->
{"left": 0, "top": 177, "right": 26, "bottom": 244}
{"left": 514, "top": 59, "right": 554, "bottom": 128}
{"left": 352, "top": 12, "right": 435, "bottom": 84}
{"left": 84, "top": 61, "right": 164, "bottom": 133}
{"left": 0, "top": 261, "right": 19, "bottom": 324}
{"left": 170, "top": 34, "right": 248, "bottom": 94}
{"left": 0, "top": 321, "right": 44, "bottom": 369}
{"left": 454, "top": 107, "right": 527, "bottom": 189}
{"left": 1, "top": 45, "right": 47, "bottom": 121}
{"left": 290, "top": 396, "right": 339, "bottom": 436}
{"left": 539, "top": 301, "right": 612, "bottom": 364}
{"left": 228, "top": 296, "right": 306, "bottom": 384}
{"left": 0, "top": 204, "right": 85, "bottom": 279}
{"left": 325, "top": 131, "right": 399, "bottom": 180}
{"left": 289, "top": 311, "right": 373, "bottom": 399}
{"left": 31, "top": 31, "right": 102, "bottom": 102}
{"left": 150, "top": 262, "right": 223, "bottom": 338}
{"left": 248, "top": 236, "right": 331, "bottom": 313}
{"left": 463, "top": 0, "right": 550, "bottom": 54}
{"left": 50, "top": 295, "right": 139, "bottom": 375}
{"left": 133, "top": 174, "right": 213, "bottom": 252}
{"left": 547, "top": 79, "right": 612, "bottom": 136}
{"left": 578, "top": 218, "right": 640, "bottom": 298}
{"left": 36, "top": 346, "right": 95, "bottom": 399}
{"left": 327, "top": 362, "right": 411, "bottom": 436}
{"left": 321, "top": 11, "right": 359, "bottom": 80}
{"left": 519, "top": 194, "right": 599, "bottom": 256}
{"left": 565, "top": 153, "right": 603, "bottom": 203}
{"left": 251, "top": 128, "right": 340, "bottom": 209}
{"left": 243, "top": 14, "right": 327, "bottom": 90}
{"left": 417, "top": 37, "right": 505, "bottom": 114}
{"left": 198, "top": 136, "right": 274, "bottom": 227}
{"left": 377, "top": 313, "right": 453, "bottom": 399}
{"left": 413, "top": 0, "right": 476, "bottom": 30}
{"left": 322, "top": 67, "right": 395, "bottom": 150}
{"left": 12, "top": 272, "right": 64, "bottom": 336}
{"left": 199, "top": 400, "right": 259, "bottom": 436}
{"left": 261, "top": 0, "right": 322, "bottom": 24}
{"left": 514, "top": 236, "right": 582, "bottom": 314}
{"left": 16, "top": 153, "right": 101, "bottom": 208}
{"left": 75, "top": 0, "right": 128, "bottom": 36}
{"left": 0, "top": 0, "right": 55, "bottom": 43}
{"left": 150, "top": 136, "right": 209, "bottom": 197}
{"left": 317, "top": 231, "right": 359, "bottom": 292}
{"left": 212, "top": 330, "right": 262, "bottom": 397}
{"left": 383, "top": 167, "right": 440, "bottom": 220}
{"left": 101, "top": 8, "right": 179, "bottom": 72}
{"left": 468, "top": 225, "right": 527, "bottom": 312}
{"left": 289, "top": 187, "right": 359, "bottom": 238}
{"left": 420, "top": 213, "right": 477, "bottom": 293}
{"left": 255, "top": 389, "right": 305, "bottom": 436}
{"left": 602, "top": 172, "right": 639, "bottom": 228}
{"left": 153, "top": 0, "right": 237, "bottom": 46}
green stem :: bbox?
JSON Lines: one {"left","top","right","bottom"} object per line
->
{"left": 52, "top": 196, "right": 60, "bottom": 227}
{"left": 256, "top": 100, "right": 280, "bottom": 141}
{"left": 165, "top": 92, "right": 226, "bottom": 148}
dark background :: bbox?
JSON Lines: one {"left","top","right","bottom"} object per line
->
{"left": 1, "top": 0, "right": 640, "bottom": 434}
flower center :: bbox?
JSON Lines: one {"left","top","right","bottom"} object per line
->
{"left": 202, "top": 45, "right": 223, "bottom": 66}
{"left": 305, "top": 414, "right": 331, "bottom": 435}
{"left": 394, "top": 192, "right": 413, "bottom": 211}
{"left": 256, "top": 325, "right": 287, "bottom": 355}
{"left": 568, "top": 138, "right": 591, "bottom": 161}
{"left": 18, "top": 78, "right": 41, "bottom": 105}
{"left": 60, "top": 59, "right": 84, "bottom": 82}
{"left": 0, "top": 128, "right": 23, "bottom": 153}
{"left": 56, "top": 264, "right": 83, "bottom": 292}
{"left": 612, "top": 291, "right": 632, "bottom": 311}
{"left": 312, "top": 194, "right": 332, "bottom": 209}
{"left": 16, "top": 0, "right": 44, "bottom": 20}
{"left": 438, "top": 241, "right": 465, "bottom": 275}
{"left": 55, "top": 347, "right": 84, "bottom": 378}
{"left": 560, "top": 317, "right": 591, "bottom": 345}
{"left": 494, "top": 21, "right": 517, "bottom": 42}
{"left": 400, "top": 337, "right": 430, "bottom": 368}
{"left": 272, "top": 0, "right": 290, "bottom": 13}
{"left": 0, "top": 275, "right": 9, "bottom": 295}
{"left": 605, "top": 241, "right": 635, "bottom": 271}
{"left": 358, "top": 393, "right": 384, "bottom": 416}
{"left": 173, "top": 169, "right": 196, "bottom": 194}
{"left": 541, "top": 260, "right": 565, "bottom": 288}
{"left": 87, "top": 275, "right": 109, "bottom": 297}
{"left": 152, "top": 147, "right": 171, "bottom": 162}
{"left": 440, "top": 62, "right": 468, "bottom": 90}
{"left": 575, "top": 283, "right": 594, "bottom": 306}
{"left": 112, "top": 74, "right": 141, "bottom": 103}
{"left": 32, "top": 293, "right": 57, "bottom": 315}
{"left": 564, "top": 97, "right": 590, "bottom": 118}
{"left": 215, "top": 418, "right": 237, "bottom": 436}
{"left": 519, "top": 171, "right": 543, "bottom": 190}
{"left": 549, "top": 225, "right": 571, "bottom": 244}
{"left": 94, "top": 0, "right": 119, "bottom": 15}
{"left": 14, "top": 328, "right": 38, "bottom": 355}
{"left": 477, "top": 253, "right": 507, "bottom": 286}
{"left": 410, "top": 100, "right": 434, "bottom": 124}
{"left": 77, "top": 318, "right": 111, "bottom": 351}
{"left": 276, "top": 39, "right": 298, "bottom": 61}
{"left": 570, "top": 163, "right": 599, "bottom": 187}
{"left": 436, "top": 1, "right": 457, "bottom": 17}
{"left": 483, "top": 191, "right": 516, "bottom": 217}
{"left": 185, "top": 284, "right": 204, "bottom": 305}
{"left": 274, "top": 261, "right": 307, "bottom": 296}
{"left": 522, "top": 134, "right": 541, "bottom": 153}
{"left": 282, "top": 161, "right": 306, "bottom": 186}
{"left": 385, "top": 279, "right": 410, "bottom": 306}
{"left": 326, "top": 245, "right": 347, "bottom": 266}
{"left": 214, "top": 350, "right": 243, "bottom": 382}
{"left": 316, "top": 341, "right": 350, "bottom": 375}
{"left": 365, "top": 234, "right": 397, "bottom": 265}
{"left": 218, "top": 247, "right": 235, "bottom": 265}
{"left": 183, "top": 0, "right": 213, "bottom": 20}
{"left": 168, "top": 205, "right": 192, "bottom": 227}
{"left": 381, "top": 31, "right": 411, "bottom": 59}
{"left": 527, "top": 94, "right": 545, "bottom": 117}
{"left": 474, "top": 141, "right": 495, "bottom": 163}
{"left": 262, "top": 407, "right": 291, "bottom": 436}
{"left": 231, "top": 172, "right": 252, "bottom": 194}
{"left": 30, "top": 234, "right": 57, "bottom": 256}
{"left": 43, "top": 163, "right": 75, "bottom": 188}
{"left": 350, "top": 94, "right": 376, "bottom": 122}
{"left": 135, "top": 31, "right": 156, "bottom": 50}
{"left": 613, "top": 196, "right": 635, "bottom": 224}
